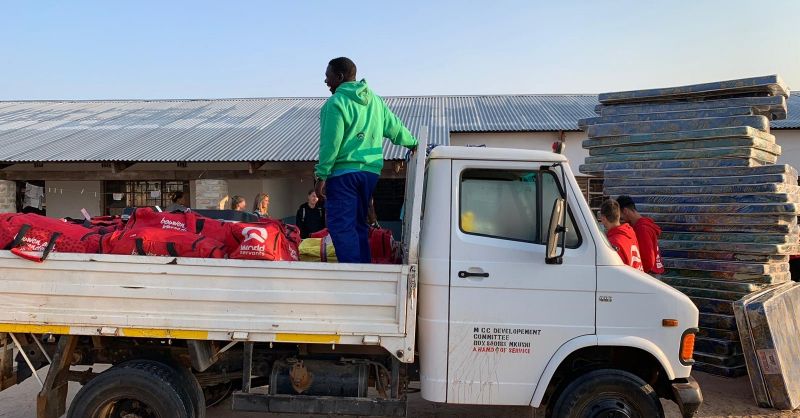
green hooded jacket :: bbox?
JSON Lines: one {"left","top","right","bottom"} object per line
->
{"left": 315, "top": 80, "right": 418, "bottom": 180}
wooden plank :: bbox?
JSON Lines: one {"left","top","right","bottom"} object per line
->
{"left": 37, "top": 335, "right": 79, "bottom": 418}
{"left": 579, "top": 157, "right": 760, "bottom": 174}
{"left": 586, "top": 116, "right": 770, "bottom": 138}
{"left": 0, "top": 333, "right": 15, "bottom": 391}
{"left": 735, "top": 282, "right": 800, "bottom": 410}
{"left": 594, "top": 95, "right": 786, "bottom": 119}
{"left": 588, "top": 136, "right": 780, "bottom": 157}
{"left": 585, "top": 147, "right": 778, "bottom": 165}
{"left": 602, "top": 163, "right": 794, "bottom": 179}
{"left": 583, "top": 126, "right": 774, "bottom": 148}
{"left": 579, "top": 106, "right": 755, "bottom": 128}
{"left": 663, "top": 259, "right": 788, "bottom": 275}
{"left": 597, "top": 75, "right": 789, "bottom": 105}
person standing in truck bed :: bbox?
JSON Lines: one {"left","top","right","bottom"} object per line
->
{"left": 314, "top": 57, "right": 417, "bottom": 263}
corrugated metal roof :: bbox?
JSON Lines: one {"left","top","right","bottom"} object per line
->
{"left": 0, "top": 93, "right": 795, "bottom": 162}
{"left": 772, "top": 93, "right": 800, "bottom": 129}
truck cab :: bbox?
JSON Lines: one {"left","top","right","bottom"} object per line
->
{"left": 417, "top": 146, "right": 702, "bottom": 417}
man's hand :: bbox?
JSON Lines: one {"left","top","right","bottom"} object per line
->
{"left": 315, "top": 178, "right": 326, "bottom": 201}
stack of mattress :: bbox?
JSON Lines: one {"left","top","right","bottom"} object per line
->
{"left": 579, "top": 75, "right": 797, "bottom": 377}
{"left": 734, "top": 281, "right": 800, "bottom": 410}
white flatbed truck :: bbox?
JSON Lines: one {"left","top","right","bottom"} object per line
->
{"left": 0, "top": 132, "right": 702, "bottom": 417}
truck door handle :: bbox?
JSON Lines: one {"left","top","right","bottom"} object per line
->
{"left": 458, "top": 270, "right": 489, "bottom": 278}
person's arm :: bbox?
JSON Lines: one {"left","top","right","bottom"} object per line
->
{"left": 381, "top": 97, "right": 418, "bottom": 149}
{"left": 636, "top": 229, "right": 656, "bottom": 273}
{"left": 315, "top": 101, "right": 346, "bottom": 181}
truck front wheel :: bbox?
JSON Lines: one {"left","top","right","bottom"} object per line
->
{"left": 550, "top": 369, "right": 664, "bottom": 418}
{"left": 67, "top": 360, "right": 193, "bottom": 418}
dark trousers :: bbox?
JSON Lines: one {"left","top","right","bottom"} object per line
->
{"left": 325, "top": 171, "right": 379, "bottom": 263}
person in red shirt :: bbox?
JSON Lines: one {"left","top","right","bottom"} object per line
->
{"left": 599, "top": 199, "right": 644, "bottom": 271}
{"left": 617, "top": 195, "right": 665, "bottom": 276}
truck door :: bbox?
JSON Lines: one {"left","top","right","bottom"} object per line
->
{"left": 447, "top": 160, "right": 596, "bottom": 405}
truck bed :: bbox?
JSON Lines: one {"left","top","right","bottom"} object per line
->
{"left": 0, "top": 252, "right": 417, "bottom": 361}
{"left": 0, "top": 132, "right": 427, "bottom": 365}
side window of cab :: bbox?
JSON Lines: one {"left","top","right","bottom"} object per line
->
{"left": 460, "top": 169, "right": 581, "bottom": 248}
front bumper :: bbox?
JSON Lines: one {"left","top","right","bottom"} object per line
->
{"left": 671, "top": 376, "right": 703, "bottom": 418}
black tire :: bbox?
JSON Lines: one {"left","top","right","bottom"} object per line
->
{"left": 550, "top": 369, "right": 664, "bottom": 418}
{"left": 162, "top": 362, "right": 206, "bottom": 418}
{"left": 68, "top": 360, "right": 191, "bottom": 418}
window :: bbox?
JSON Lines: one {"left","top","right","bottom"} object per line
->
{"left": 460, "top": 169, "right": 581, "bottom": 248}
{"left": 104, "top": 181, "right": 189, "bottom": 216}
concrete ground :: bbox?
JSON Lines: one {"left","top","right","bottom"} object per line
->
{"left": 0, "top": 369, "right": 796, "bottom": 418}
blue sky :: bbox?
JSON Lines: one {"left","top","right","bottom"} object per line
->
{"left": 1, "top": 1, "right": 799, "bottom": 99}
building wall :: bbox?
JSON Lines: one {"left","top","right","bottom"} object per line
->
{"left": 775, "top": 129, "right": 800, "bottom": 169}
{"left": 44, "top": 181, "right": 103, "bottom": 218}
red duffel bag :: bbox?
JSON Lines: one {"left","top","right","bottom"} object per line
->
{"left": 100, "top": 228, "right": 225, "bottom": 259}
{"left": 125, "top": 207, "right": 197, "bottom": 233}
{"left": 309, "top": 227, "right": 401, "bottom": 264}
{"left": 369, "top": 226, "right": 396, "bottom": 264}
{"left": 226, "top": 219, "right": 300, "bottom": 261}
{"left": 194, "top": 215, "right": 239, "bottom": 251}
{"left": 66, "top": 215, "right": 125, "bottom": 235}
{"left": 0, "top": 213, "right": 101, "bottom": 262}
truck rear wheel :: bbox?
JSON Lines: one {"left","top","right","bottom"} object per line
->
{"left": 550, "top": 369, "right": 664, "bottom": 418}
{"left": 67, "top": 360, "right": 192, "bottom": 418}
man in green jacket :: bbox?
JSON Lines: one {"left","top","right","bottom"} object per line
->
{"left": 315, "top": 57, "right": 418, "bottom": 263}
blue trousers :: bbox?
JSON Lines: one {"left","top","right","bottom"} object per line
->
{"left": 326, "top": 171, "right": 379, "bottom": 263}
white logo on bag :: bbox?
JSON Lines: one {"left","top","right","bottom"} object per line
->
{"left": 242, "top": 227, "right": 267, "bottom": 243}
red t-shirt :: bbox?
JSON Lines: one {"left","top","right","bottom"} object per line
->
{"left": 607, "top": 223, "right": 644, "bottom": 272}
{"left": 632, "top": 217, "right": 665, "bottom": 274}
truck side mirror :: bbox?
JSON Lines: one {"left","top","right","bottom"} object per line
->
{"left": 546, "top": 198, "right": 565, "bottom": 265}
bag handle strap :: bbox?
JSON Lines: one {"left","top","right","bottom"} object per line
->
{"left": 40, "top": 232, "right": 60, "bottom": 261}
{"left": 135, "top": 238, "right": 146, "bottom": 256}
{"left": 7, "top": 224, "right": 32, "bottom": 250}
{"left": 166, "top": 242, "right": 179, "bottom": 257}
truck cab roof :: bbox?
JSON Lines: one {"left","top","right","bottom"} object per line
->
{"left": 428, "top": 145, "right": 568, "bottom": 163}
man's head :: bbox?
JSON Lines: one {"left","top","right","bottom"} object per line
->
{"left": 325, "top": 57, "right": 357, "bottom": 94}
{"left": 599, "top": 199, "right": 621, "bottom": 231}
{"left": 616, "top": 195, "right": 639, "bottom": 224}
